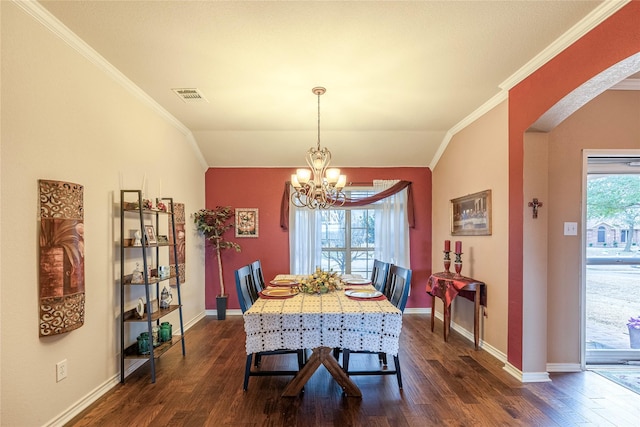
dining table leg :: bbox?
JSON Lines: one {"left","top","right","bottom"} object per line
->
{"left": 281, "top": 346, "right": 362, "bottom": 398}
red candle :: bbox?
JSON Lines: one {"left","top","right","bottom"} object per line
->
{"left": 455, "top": 241, "right": 462, "bottom": 253}
{"left": 444, "top": 240, "right": 451, "bottom": 252}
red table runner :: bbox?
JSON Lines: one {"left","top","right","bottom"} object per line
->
{"left": 426, "top": 272, "right": 487, "bottom": 308}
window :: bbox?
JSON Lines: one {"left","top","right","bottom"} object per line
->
{"left": 289, "top": 182, "right": 410, "bottom": 276}
{"left": 597, "top": 226, "right": 606, "bottom": 243}
{"left": 621, "top": 229, "right": 629, "bottom": 243}
{"left": 320, "top": 207, "right": 375, "bottom": 276}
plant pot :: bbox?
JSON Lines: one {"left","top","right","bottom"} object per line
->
{"left": 629, "top": 326, "right": 640, "bottom": 349}
{"left": 216, "top": 295, "right": 228, "bottom": 320}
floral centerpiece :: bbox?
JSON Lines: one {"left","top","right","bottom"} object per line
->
{"left": 298, "top": 267, "right": 343, "bottom": 294}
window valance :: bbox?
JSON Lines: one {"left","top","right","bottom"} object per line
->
{"left": 280, "top": 180, "right": 415, "bottom": 230}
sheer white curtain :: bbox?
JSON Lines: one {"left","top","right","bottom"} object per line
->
{"left": 289, "top": 197, "right": 322, "bottom": 274}
{"left": 374, "top": 179, "right": 410, "bottom": 268}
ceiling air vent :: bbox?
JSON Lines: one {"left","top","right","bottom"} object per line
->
{"left": 171, "top": 88, "right": 209, "bottom": 103}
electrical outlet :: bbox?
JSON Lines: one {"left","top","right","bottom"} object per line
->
{"left": 56, "top": 359, "right": 67, "bottom": 382}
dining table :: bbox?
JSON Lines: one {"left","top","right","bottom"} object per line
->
{"left": 242, "top": 274, "right": 403, "bottom": 397}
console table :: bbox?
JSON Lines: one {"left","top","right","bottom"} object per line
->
{"left": 426, "top": 272, "right": 486, "bottom": 349}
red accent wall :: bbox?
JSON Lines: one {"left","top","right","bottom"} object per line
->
{"left": 205, "top": 167, "right": 432, "bottom": 310}
{"left": 508, "top": 2, "right": 640, "bottom": 370}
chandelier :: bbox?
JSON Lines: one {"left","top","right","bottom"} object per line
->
{"left": 291, "top": 87, "right": 347, "bottom": 209}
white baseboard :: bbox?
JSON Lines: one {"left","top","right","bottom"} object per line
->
{"left": 547, "top": 363, "right": 582, "bottom": 372}
{"left": 44, "top": 310, "right": 208, "bottom": 427}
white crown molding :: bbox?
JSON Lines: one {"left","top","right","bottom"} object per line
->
{"left": 430, "top": 0, "right": 629, "bottom": 171}
{"left": 13, "top": 0, "right": 209, "bottom": 170}
{"left": 499, "top": 0, "right": 631, "bottom": 91}
{"left": 430, "top": 90, "right": 508, "bottom": 170}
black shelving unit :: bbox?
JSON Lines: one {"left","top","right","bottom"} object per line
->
{"left": 119, "top": 190, "right": 185, "bottom": 383}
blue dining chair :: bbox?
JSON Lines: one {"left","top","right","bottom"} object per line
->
{"left": 235, "top": 265, "right": 305, "bottom": 391}
{"left": 250, "top": 259, "right": 265, "bottom": 294}
{"left": 371, "top": 259, "right": 391, "bottom": 294}
{"left": 341, "top": 264, "right": 412, "bottom": 389}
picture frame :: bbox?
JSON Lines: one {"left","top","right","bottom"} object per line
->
{"left": 235, "top": 208, "right": 259, "bottom": 238}
{"left": 144, "top": 225, "right": 157, "bottom": 245}
{"left": 450, "top": 190, "right": 492, "bottom": 236}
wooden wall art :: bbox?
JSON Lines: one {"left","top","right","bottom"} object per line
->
{"left": 170, "top": 202, "right": 185, "bottom": 285}
{"left": 38, "top": 179, "right": 85, "bottom": 336}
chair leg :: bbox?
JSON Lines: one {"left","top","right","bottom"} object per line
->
{"left": 343, "top": 349, "right": 351, "bottom": 374}
{"left": 255, "top": 353, "right": 262, "bottom": 367}
{"left": 378, "top": 352, "right": 388, "bottom": 366}
{"left": 243, "top": 354, "right": 253, "bottom": 391}
{"left": 297, "top": 349, "right": 305, "bottom": 369}
{"left": 332, "top": 347, "right": 340, "bottom": 361}
{"left": 393, "top": 355, "right": 402, "bottom": 389}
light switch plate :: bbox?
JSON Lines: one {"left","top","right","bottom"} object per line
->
{"left": 564, "top": 222, "right": 578, "bottom": 236}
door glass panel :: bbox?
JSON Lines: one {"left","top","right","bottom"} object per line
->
{"left": 585, "top": 164, "right": 640, "bottom": 364}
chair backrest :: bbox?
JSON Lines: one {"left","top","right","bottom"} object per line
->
{"left": 386, "top": 265, "right": 412, "bottom": 312}
{"left": 250, "top": 259, "right": 265, "bottom": 293}
{"left": 235, "top": 265, "right": 258, "bottom": 313}
{"left": 371, "top": 259, "right": 391, "bottom": 293}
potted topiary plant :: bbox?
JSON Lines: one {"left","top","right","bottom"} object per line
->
{"left": 193, "top": 206, "right": 241, "bottom": 320}
{"left": 628, "top": 316, "right": 640, "bottom": 349}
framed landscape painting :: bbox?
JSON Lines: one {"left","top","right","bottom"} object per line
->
{"left": 450, "top": 190, "right": 492, "bottom": 236}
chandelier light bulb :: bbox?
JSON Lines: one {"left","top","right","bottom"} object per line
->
{"left": 325, "top": 168, "right": 341, "bottom": 184}
{"left": 296, "top": 168, "right": 311, "bottom": 184}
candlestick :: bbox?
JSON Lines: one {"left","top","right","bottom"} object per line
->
{"left": 455, "top": 240, "right": 462, "bottom": 254}
{"left": 444, "top": 240, "right": 451, "bottom": 252}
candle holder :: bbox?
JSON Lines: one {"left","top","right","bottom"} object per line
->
{"left": 443, "top": 251, "right": 451, "bottom": 273}
{"left": 454, "top": 252, "right": 463, "bottom": 278}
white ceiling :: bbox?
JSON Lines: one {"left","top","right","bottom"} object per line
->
{"left": 36, "top": 1, "right": 633, "bottom": 169}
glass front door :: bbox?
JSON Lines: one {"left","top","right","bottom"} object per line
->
{"left": 585, "top": 155, "right": 640, "bottom": 365}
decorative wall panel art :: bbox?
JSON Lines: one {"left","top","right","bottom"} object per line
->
{"left": 170, "top": 202, "right": 185, "bottom": 285}
{"left": 38, "top": 180, "right": 85, "bottom": 336}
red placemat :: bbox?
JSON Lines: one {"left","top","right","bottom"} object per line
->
{"left": 346, "top": 295, "right": 387, "bottom": 301}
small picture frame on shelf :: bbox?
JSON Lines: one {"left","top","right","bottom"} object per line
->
{"left": 144, "top": 225, "right": 157, "bottom": 245}
{"left": 235, "top": 208, "right": 258, "bottom": 238}
{"left": 157, "top": 234, "right": 169, "bottom": 244}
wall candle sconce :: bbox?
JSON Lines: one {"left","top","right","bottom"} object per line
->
{"left": 528, "top": 198, "right": 543, "bottom": 219}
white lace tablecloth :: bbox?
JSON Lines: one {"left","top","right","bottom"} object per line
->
{"left": 243, "top": 280, "right": 403, "bottom": 356}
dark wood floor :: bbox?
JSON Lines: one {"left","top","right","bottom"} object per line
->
{"left": 67, "top": 314, "right": 640, "bottom": 426}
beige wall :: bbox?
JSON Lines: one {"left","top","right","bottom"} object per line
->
{"left": 1, "top": 3, "right": 206, "bottom": 426}
{"left": 523, "top": 132, "right": 549, "bottom": 375}
{"left": 546, "top": 90, "right": 640, "bottom": 365}
{"left": 432, "top": 100, "right": 509, "bottom": 355}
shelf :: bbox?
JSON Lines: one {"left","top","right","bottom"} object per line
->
{"left": 119, "top": 190, "right": 185, "bottom": 384}
{"left": 123, "top": 273, "right": 178, "bottom": 285}
{"left": 123, "top": 304, "right": 182, "bottom": 323}
{"left": 123, "top": 205, "right": 173, "bottom": 215}
{"left": 123, "top": 243, "right": 176, "bottom": 249}
{"left": 123, "top": 336, "right": 184, "bottom": 359}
